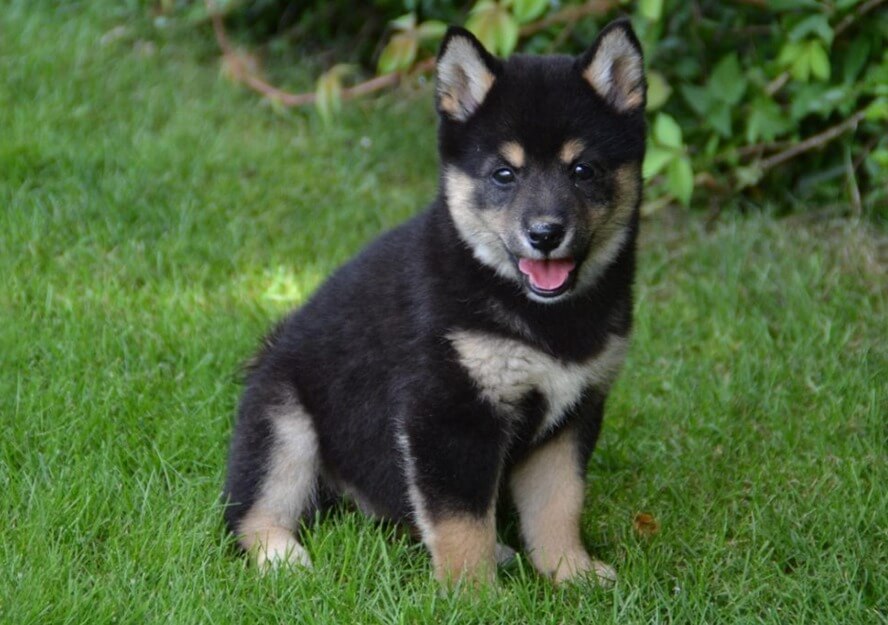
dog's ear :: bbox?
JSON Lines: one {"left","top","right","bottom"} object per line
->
{"left": 436, "top": 27, "right": 500, "bottom": 122}
{"left": 577, "top": 19, "right": 646, "bottom": 113}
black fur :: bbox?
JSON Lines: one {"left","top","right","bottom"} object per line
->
{"left": 223, "top": 20, "right": 646, "bottom": 574}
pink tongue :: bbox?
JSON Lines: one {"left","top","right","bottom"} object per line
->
{"left": 518, "top": 258, "right": 576, "bottom": 291}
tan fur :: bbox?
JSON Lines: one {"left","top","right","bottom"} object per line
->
{"left": 559, "top": 138, "right": 586, "bottom": 164}
{"left": 437, "top": 37, "right": 496, "bottom": 121}
{"left": 427, "top": 512, "right": 497, "bottom": 586}
{"left": 500, "top": 141, "right": 526, "bottom": 169}
{"left": 448, "top": 330, "right": 628, "bottom": 439}
{"left": 510, "top": 427, "right": 616, "bottom": 585}
{"left": 444, "top": 167, "right": 521, "bottom": 281}
{"left": 582, "top": 29, "right": 644, "bottom": 112}
{"left": 576, "top": 162, "right": 640, "bottom": 291}
{"left": 238, "top": 511, "right": 312, "bottom": 570}
{"left": 236, "top": 395, "right": 318, "bottom": 571}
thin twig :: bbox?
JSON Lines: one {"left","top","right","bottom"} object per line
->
{"left": 206, "top": 0, "right": 427, "bottom": 107}
{"left": 520, "top": 0, "right": 617, "bottom": 37}
{"left": 844, "top": 146, "right": 862, "bottom": 218}
{"left": 759, "top": 109, "right": 867, "bottom": 172}
{"left": 765, "top": 72, "right": 790, "bottom": 97}
{"left": 834, "top": 0, "right": 886, "bottom": 37}
{"left": 206, "top": 0, "right": 617, "bottom": 108}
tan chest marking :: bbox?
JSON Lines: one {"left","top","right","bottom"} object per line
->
{"left": 448, "top": 330, "right": 628, "bottom": 438}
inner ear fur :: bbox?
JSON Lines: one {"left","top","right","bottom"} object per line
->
{"left": 436, "top": 27, "right": 500, "bottom": 122}
{"left": 577, "top": 19, "right": 646, "bottom": 113}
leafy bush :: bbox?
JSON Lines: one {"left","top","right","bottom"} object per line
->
{"left": 165, "top": 0, "right": 887, "bottom": 216}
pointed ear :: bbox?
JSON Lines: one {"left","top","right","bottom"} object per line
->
{"left": 436, "top": 27, "right": 500, "bottom": 122}
{"left": 577, "top": 19, "right": 646, "bottom": 113}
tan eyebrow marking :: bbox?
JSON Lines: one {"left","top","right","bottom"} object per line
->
{"left": 559, "top": 139, "right": 586, "bottom": 164}
{"left": 500, "top": 141, "right": 526, "bottom": 169}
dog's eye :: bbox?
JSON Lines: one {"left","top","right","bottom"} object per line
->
{"left": 492, "top": 167, "right": 516, "bottom": 185}
{"left": 572, "top": 163, "right": 596, "bottom": 181}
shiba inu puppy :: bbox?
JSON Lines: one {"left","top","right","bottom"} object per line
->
{"left": 223, "top": 18, "right": 646, "bottom": 587}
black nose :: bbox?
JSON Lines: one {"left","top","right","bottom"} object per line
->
{"left": 526, "top": 222, "right": 565, "bottom": 253}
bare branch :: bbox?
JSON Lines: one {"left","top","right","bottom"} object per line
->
{"left": 759, "top": 110, "right": 867, "bottom": 172}
{"left": 834, "top": 0, "right": 886, "bottom": 37}
{"left": 205, "top": 0, "right": 429, "bottom": 107}
{"left": 519, "top": 0, "right": 617, "bottom": 37}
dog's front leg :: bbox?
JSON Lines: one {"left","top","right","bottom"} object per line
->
{"left": 398, "top": 397, "right": 505, "bottom": 587}
{"left": 509, "top": 425, "right": 616, "bottom": 585}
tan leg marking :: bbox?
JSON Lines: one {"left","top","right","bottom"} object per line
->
{"left": 510, "top": 427, "right": 615, "bottom": 585}
{"left": 238, "top": 511, "right": 312, "bottom": 570}
{"left": 236, "top": 401, "right": 318, "bottom": 571}
{"left": 500, "top": 141, "right": 526, "bottom": 169}
{"left": 427, "top": 511, "right": 497, "bottom": 587}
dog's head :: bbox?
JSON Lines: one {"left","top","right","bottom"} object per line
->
{"left": 436, "top": 19, "right": 646, "bottom": 303}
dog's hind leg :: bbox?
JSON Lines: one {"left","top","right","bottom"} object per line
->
{"left": 224, "top": 388, "right": 319, "bottom": 571}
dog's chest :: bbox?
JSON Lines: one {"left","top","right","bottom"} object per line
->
{"left": 448, "top": 330, "right": 628, "bottom": 438}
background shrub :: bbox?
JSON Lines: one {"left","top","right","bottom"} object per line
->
{"left": 159, "top": 0, "right": 887, "bottom": 217}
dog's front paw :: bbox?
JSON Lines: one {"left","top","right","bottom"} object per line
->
{"left": 552, "top": 550, "right": 616, "bottom": 587}
{"left": 253, "top": 532, "right": 313, "bottom": 572}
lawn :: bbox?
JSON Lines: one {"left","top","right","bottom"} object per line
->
{"left": 1, "top": 3, "right": 886, "bottom": 623}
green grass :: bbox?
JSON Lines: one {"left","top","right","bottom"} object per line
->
{"left": 1, "top": 3, "right": 886, "bottom": 623}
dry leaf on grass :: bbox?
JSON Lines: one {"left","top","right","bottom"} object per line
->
{"left": 633, "top": 512, "right": 660, "bottom": 537}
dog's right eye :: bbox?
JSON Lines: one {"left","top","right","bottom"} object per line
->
{"left": 491, "top": 168, "right": 516, "bottom": 185}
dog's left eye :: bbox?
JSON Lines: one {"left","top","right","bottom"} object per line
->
{"left": 572, "top": 163, "right": 596, "bottom": 181}
{"left": 492, "top": 168, "right": 516, "bottom": 185}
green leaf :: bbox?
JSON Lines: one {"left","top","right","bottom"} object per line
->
{"left": 790, "top": 85, "right": 847, "bottom": 120}
{"left": 645, "top": 70, "right": 672, "bottom": 111}
{"left": 746, "top": 96, "right": 792, "bottom": 143}
{"left": 495, "top": 13, "right": 519, "bottom": 55}
{"left": 390, "top": 13, "right": 417, "bottom": 32}
{"left": 703, "top": 134, "right": 721, "bottom": 158}
{"left": 708, "top": 101, "right": 732, "bottom": 138}
{"left": 417, "top": 20, "right": 448, "bottom": 41}
{"left": 861, "top": 56, "right": 888, "bottom": 95}
{"left": 735, "top": 164, "right": 763, "bottom": 189}
{"left": 639, "top": 0, "right": 664, "bottom": 21}
{"left": 842, "top": 38, "right": 870, "bottom": 84}
{"left": 315, "top": 69, "right": 343, "bottom": 124}
{"left": 643, "top": 145, "right": 674, "bottom": 178}
{"left": 769, "top": 0, "right": 820, "bottom": 9}
{"left": 788, "top": 14, "right": 833, "bottom": 45}
{"left": 680, "top": 84, "right": 714, "bottom": 118}
{"left": 509, "top": 0, "right": 548, "bottom": 24}
{"left": 777, "top": 41, "right": 804, "bottom": 69}
{"left": 667, "top": 156, "right": 694, "bottom": 206}
{"left": 653, "top": 113, "right": 683, "bottom": 149}
{"left": 865, "top": 97, "right": 888, "bottom": 121}
{"left": 467, "top": 1, "right": 519, "bottom": 56}
{"left": 869, "top": 148, "right": 888, "bottom": 170}
{"left": 808, "top": 41, "right": 831, "bottom": 81}
{"left": 709, "top": 54, "right": 746, "bottom": 105}
{"left": 377, "top": 32, "right": 418, "bottom": 75}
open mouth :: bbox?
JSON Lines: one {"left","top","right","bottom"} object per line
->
{"left": 517, "top": 257, "right": 577, "bottom": 298}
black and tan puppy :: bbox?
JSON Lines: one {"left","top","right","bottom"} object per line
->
{"left": 223, "top": 19, "right": 646, "bottom": 586}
